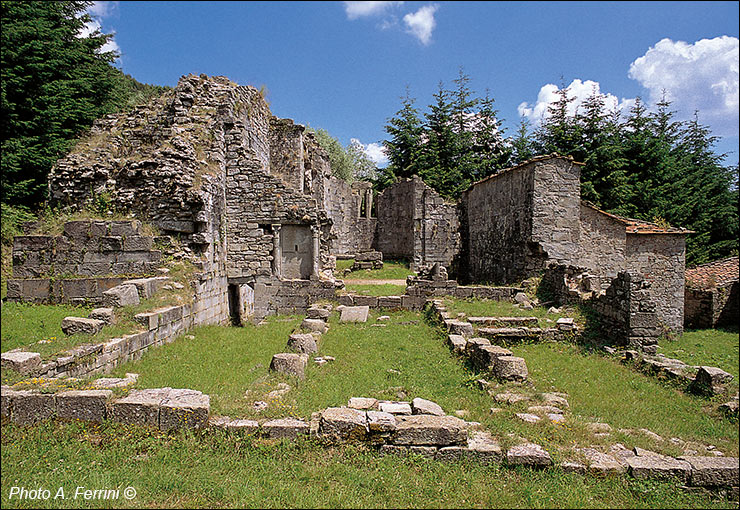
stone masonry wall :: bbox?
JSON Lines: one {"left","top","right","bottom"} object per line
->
{"left": 376, "top": 178, "right": 415, "bottom": 260}
{"left": 324, "top": 178, "right": 376, "bottom": 256}
{"left": 579, "top": 203, "right": 627, "bottom": 279}
{"left": 626, "top": 234, "right": 686, "bottom": 334}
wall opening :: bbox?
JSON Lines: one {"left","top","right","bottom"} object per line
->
{"left": 227, "top": 284, "right": 241, "bottom": 326}
{"left": 280, "top": 224, "right": 312, "bottom": 279}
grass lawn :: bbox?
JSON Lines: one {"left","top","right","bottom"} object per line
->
{"left": 2, "top": 421, "right": 735, "bottom": 509}
{"left": 343, "top": 283, "right": 407, "bottom": 296}
{"left": 338, "top": 258, "right": 414, "bottom": 280}
{"left": 658, "top": 327, "right": 739, "bottom": 379}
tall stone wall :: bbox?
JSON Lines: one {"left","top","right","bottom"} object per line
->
{"left": 269, "top": 118, "right": 305, "bottom": 193}
{"left": 579, "top": 203, "right": 627, "bottom": 279}
{"left": 376, "top": 176, "right": 459, "bottom": 270}
{"left": 323, "top": 178, "right": 376, "bottom": 256}
{"left": 626, "top": 234, "right": 686, "bottom": 334}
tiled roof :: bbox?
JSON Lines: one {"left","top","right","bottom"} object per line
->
{"left": 582, "top": 202, "right": 692, "bottom": 235}
{"left": 686, "top": 256, "right": 739, "bottom": 289}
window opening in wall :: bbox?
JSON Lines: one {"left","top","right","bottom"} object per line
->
{"left": 359, "top": 193, "right": 367, "bottom": 218}
{"left": 370, "top": 194, "right": 378, "bottom": 218}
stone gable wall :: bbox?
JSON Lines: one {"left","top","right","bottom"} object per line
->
{"left": 579, "top": 203, "right": 627, "bottom": 279}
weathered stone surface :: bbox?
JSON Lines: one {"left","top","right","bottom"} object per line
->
{"left": 301, "top": 318, "right": 328, "bottom": 334}
{"left": 690, "top": 366, "right": 734, "bottom": 395}
{"left": 55, "top": 390, "right": 112, "bottom": 422}
{"left": 447, "top": 334, "right": 467, "bottom": 353}
{"left": 159, "top": 389, "right": 210, "bottom": 431}
{"left": 347, "top": 397, "right": 378, "bottom": 410}
{"left": 626, "top": 449, "right": 691, "bottom": 482}
{"left": 468, "top": 316, "right": 538, "bottom": 326}
{"left": 679, "top": 456, "right": 740, "bottom": 487}
{"left": 88, "top": 307, "right": 115, "bottom": 324}
{"left": 92, "top": 373, "right": 138, "bottom": 389}
{"left": 109, "top": 388, "right": 170, "bottom": 426}
{"left": 11, "top": 391, "right": 56, "bottom": 425}
{"left": 262, "top": 418, "right": 309, "bottom": 439}
{"left": 585, "top": 422, "right": 612, "bottom": 434}
{"left": 411, "top": 397, "right": 445, "bottom": 416}
{"left": 494, "top": 392, "right": 531, "bottom": 405}
{"left": 515, "top": 413, "right": 541, "bottom": 424}
{"left": 494, "top": 356, "right": 528, "bottom": 382}
{"left": 1, "top": 386, "right": 17, "bottom": 419}
{"left": 436, "top": 431, "right": 503, "bottom": 464}
{"left": 577, "top": 448, "right": 627, "bottom": 475}
{"left": 379, "top": 444, "right": 438, "bottom": 458}
{"left": 366, "top": 411, "right": 396, "bottom": 432}
{"left": 506, "top": 443, "right": 552, "bottom": 468}
{"left": 527, "top": 405, "right": 564, "bottom": 415}
{"left": 719, "top": 398, "right": 739, "bottom": 417}
{"left": 320, "top": 407, "right": 368, "bottom": 441}
{"left": 306, "top": 307, "right": 330, "bottom": 320}
{"left": 339, "top": 305, "right": 369, "bottom": 323}
{"left": 102, "top": 284, "right": 140, "bottom": 307}
{"left": 379, "top": 401, "right": 412, "bottom": 415}
{"left": 123, "top": 277, "right": 167, "bottom": 299}
{"left": 446, "top": 320, "right": 474, "bottom": 337}
{"left": 560, "top": 461, "right": 587, "bottom": 474}
{"left": 547, "top": 413, "right": 566, "bottom": 423}
{"left": 392, "top": 415, "right": 467, "bottom": 446}
{"left": 1, "top": 351, "right": 41, "bottom": 375}
{"left": 540, "top": 393, "right": 569, "bottom": 408}
{"left": 287, "top": 333, "right": 318, "bottom": 354}
{"left": 473, "top": 344, "right": 514, "bottom": 371}
{"left": 269, "top": 353, "right": 309, "bottom": 379}
{"left": 61, "top": 316, "right": 106, "bottom": 336}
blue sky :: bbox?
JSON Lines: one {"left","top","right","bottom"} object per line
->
{"left": 89, "top": 1, "right": 739, "bottom": 166}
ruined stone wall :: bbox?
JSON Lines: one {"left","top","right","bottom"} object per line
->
{"left": 626, "top": 234, "right": 686, "bottom": 334}
{"left": 269, "top": 118, "right": 305, "bottom": 193}
{"left": 323, "top": 178, "right": 376, "bottom": 256}
{"left": 579, "top": 203, "right": 627, "bottom": 279}
{"left": 376, "top": 178, "right": 416, "bottom": 260}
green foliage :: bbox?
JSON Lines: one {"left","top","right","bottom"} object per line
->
{"left": 308, "top": 126, "right": 377, "bottom": 183}
{"left": 0, "top": 203, "right": 34, "bottom": 245}
{"left": 1, "top": 1, "right": 169, "bottom": 210}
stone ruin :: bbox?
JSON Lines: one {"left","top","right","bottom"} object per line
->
{"left": 6, "top": 73, "right": 693, "bottom": 348}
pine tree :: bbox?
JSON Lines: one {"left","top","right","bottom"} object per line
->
{"left": 382, "top": 88, "right": 424, "bottom": 185}
{"left": 510, "top": 118, "right": 536, "bottom": 164}
{"left": 470, "top": 89, "right": 511, "bottom": 181}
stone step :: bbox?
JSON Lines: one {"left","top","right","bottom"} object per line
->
{"left": 468, "top": 316, "right": 538, "bottom": 326}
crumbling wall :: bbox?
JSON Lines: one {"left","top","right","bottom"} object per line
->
{"left": 376, "top": 178, "right": 416, "bottom": 260}
{"left": 323, "top": 178, "right": 376, "bottom": 256}
{"left": 626, "top": 234, "right": 686, "bottom": 334}
{"left": 579, "top": 203, "right": 627, "bottom": 279}
{"left": 269, "top": 118, "right": 305, "bottom": 193}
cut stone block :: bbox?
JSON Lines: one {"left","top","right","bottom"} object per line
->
{"left": 56, "top": 390, "right": 112, "bottom": 422}
{"left": 88, "top": 307, "right": 115, "bottom": 324}
{"left": 262, "top": 418, "right": 309, "bottom": 439}
{"left": 446, "top": 320, "right": 474, "bottom": 337}
{"left": 61, "top": 316, "right": 105, "bottom": 336}
{"left": 102, "top": 284, "right": 140, "bottom": 307}
{"left": 1, "top": 351, "right": 42, "bottom": 375}
{"left": 690, "top": 366, "right": 734, "bottom": 395}
{"left": 527, "top": 405, "right": 564, "bottom": 415}
{"left": 679, "top": 456, "right": 740, "bottom": 487}
{"left": 506, "top": 443, "right": 552, "bottom": 468}
{"left": 347, "top": 397, "right": 378, "bottom": 410}
{"left": 515, "top": 413, "right": 541, "bottom": 424}
{"left": 540, "top": 393, "right": 569, "bottom": 409}
{"left": 11, "top": 391, "right": 56, "bottom": 425}
{"left": 437, "top": 430, "right": 503, "bottom": 464}
{"left": 494, "top": 392, "right": 531, "bottom": 405}
{"left": 577, "top": 448, "right": 627, "bottom": 475}
{"left": 379, "top": 401, "right": 412, "bottom": 415}
{"left": 92, "top": 373, "right": 138, "bottom": 389}
{"left": 123, "top": 277, "right": 168, "bottom": 299}
{"left": 494, "top": 356, "right": 528, "bottom": 382}
{"left": 306, "top": 307, "right": 330, "bottom": 320}
{"left": 339, "top": 305, "right": 370, "bottom": 323}
{"left": 412, "top": 397, "right": 445, "bottom": 416}
{"left": 586, "top": 422, "right": 612, "bottom": 434}
{"left": 474, "top": 345, "right": 514, "bottom": 371}
{"left": 468, "top": 316, "right": 538, "bottom": 327}
{"left": 269, "top": 353, "right": 309, "bottom": 379}
{"left": 287, "top": 333, "right": 318, "bottom": 354}
{"left": 447, "top": 334, "right": 467, "bottom": 354}
{"left": 209, "top": 416, "right": 259, "bottom": 434}
{"left": 392, "top": 414, "right": 468, "bottom": 446}
{"left": 320, "top": 407, "right": 368, "bottom": 441}
{"left": 367, "top": 411, "right": 396, "bottom": 433}
{"left": 109, "top": 388, "right": 171, "bottom": 427}
{"left": 159, "top": 388, "right": 210, "bottom": 431}
{"left": 626, "top": 449, "right": 691, "bottom": 482}
{"left": 301, "top": 318, "right": 328, "bottom": 334}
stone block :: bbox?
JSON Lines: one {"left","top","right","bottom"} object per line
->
{"left": 379, "top": 402, "right": 412, "bottom": 415}
{"left": 352, "top": 295, "right": 378, "bottom": 307}
{"left": 447, "top": 334, "right": 467, "bottom": 354}
{"left": 690, "top": 366, "right": 734, "bottom": 395}
{"left": 123, "top": 236, "right": 153, "bottom": 252}
{"left": 61, "top": 317, "right": 105, "bottom": 336}
{"left": 379, "top": 445, "right": 438, "bottom": 458}
{"left": 411, "top": 397, "right": 445, "bottom": 416}
{"left": 287, "top": 333, "right": 318, "bottom": 354}
{"left": 494, "top": 356, "right": 528, "bottom": 382}
{"left": 123, "top": 277, "right": 168, "bottom": 299}
{"left": 506, "top": 443, "right": 552, "bottom": 468}
{"left": 110, "top": 388, "right": 170, "bottom": 427}
{"left": 377, "top": 296, "right": 402, "bottom": 309}
{"left": 446, "top": 320, "right": 474, "bottom": 337}
{"left": 306, "top": 307, "right": 330, "bottom": 320}
{"left": 319, "top": 407, "right": 368, "bottom": 441}
{"left": 367, "top": 411, "right": 396, "bottom": 432}
{"left": 339, "top": 305, "right": 369, "bottom": 323}
{"left": 55, "top": 390, "right": 112, "bottom": 422}
{"left": 392, "top": 415, "right": 467, "bottom": 446}
{"left": 88, "top": 307, "right": 115, "bottom": 324}
{"left": 12, "top": 391, "right": 56, "bottom": 425}
{"left": 108, "top": 220, "right": 141, "bottom": 236}
{"left": 100, "top": 236, "right": 123, "bottom": 252}
{"left": 436, "top": 431, "right": 502, "bottom": 464}
{"left": 679, "top": 456, "right": 740, "bottom": 487}
{"left": 159, "top": 389, "right": 210, "bottom": 431}
{"left": 474, "top": 345, "right": 513, "bottom": 371}
{"left": 134, "top": 311, "right": 159, "bottom": 330}
{"left": 269, "top": 353, "right": 309, "bottom": 379}
{"left": 626, "top": 449, "right": 691, "bottom": 482}
{"left": 262, "top": 418, "right": 309, "bottom": 439}
{"left": 348, "top": 397, "right": 378, "bottom": 410}
{"left": 300, "top": 318, "right": 328, "bottom": 334}
{"left": 209, "top": 416, "right": 260, "bottom": 434}
{"left": 1, "top": 351, "right": 42, "bottom": 375}
{"left": 102, "top": 284, "right": 140, "bottom": 307}
{"left": 576, "top": 448, "right": 627, "bottom": 475}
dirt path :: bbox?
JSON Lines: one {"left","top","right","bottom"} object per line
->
{"left": 341, "top": 279, "right": 407, "bottom": 285}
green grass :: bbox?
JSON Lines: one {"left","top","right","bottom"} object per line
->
{"left": 0, "top": 302, "right": 93, "bottom": 355}
{"left": 339, "top": 258, "right": 414, "bottom": 280}
{"left": 343, "top": 283, "right": 407, "bottom": 296}
{"left": 658, "top": 327, "right": 739, "bottom": 379}
{"left": 2, "top": 421, "right": 734, "bottom": 509}
{"left": 443, "top": 297, "right": 583, "bottom": 329}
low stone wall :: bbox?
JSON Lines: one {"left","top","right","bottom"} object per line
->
{"left": 542, "top": 265, "right": 662, "bottom": 352}
{"left": 5, "top": 277, "right": 129, "bottom": 305}
{"left": 685, "top": 282, "right": 739, "bottom": 329}
{"left": 406, "top": 277, "right": 521, "bottom": 301}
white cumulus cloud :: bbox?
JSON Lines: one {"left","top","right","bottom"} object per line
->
{"left": 628, "top": 36, "right": 739, "bottom": 136}
{"left": 352, "top": 138, "right": 389, "bottom": 167}
{"left": 344, "top": 1, "right": 404, "bottom": 20}
{"left": 78, "top": 2, "right": 120, "bottom": 58}
{"left": 518, "top": 79, "right": 631, "bottom": 125}
{"left": 403, "top": 4, "right": 438, "bottom": 46}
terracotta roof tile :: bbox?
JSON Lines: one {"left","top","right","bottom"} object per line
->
{"left": 582, "top": 202, "right": 692, "bottom": 235}
{"left": 686, "top": 256, "right": 739, "bottom": 289}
